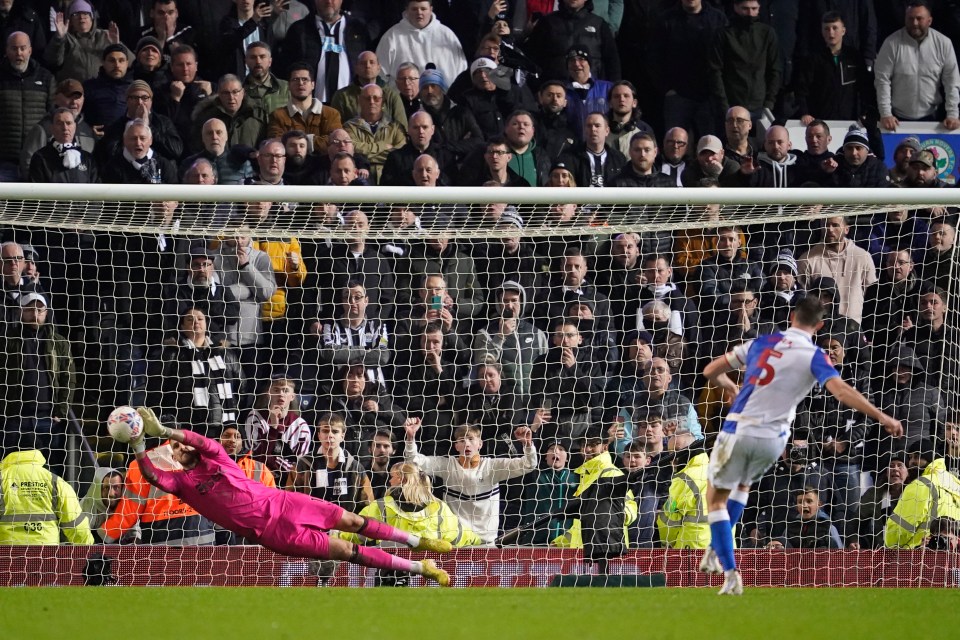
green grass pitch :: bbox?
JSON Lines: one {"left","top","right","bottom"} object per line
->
{"left": 2, "top": 587, "right": 958, "bottom": 640}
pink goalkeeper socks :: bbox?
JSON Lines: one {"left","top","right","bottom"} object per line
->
{"left": 353, "top": 544, "right": 415, "bottom": 572}
{"left": 359, "top": 517, "right": 419, "bottom": 547}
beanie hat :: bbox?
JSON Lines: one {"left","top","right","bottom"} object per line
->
{"left": 843, "top": 125, "right": 870, "bottom": 150}
{"left": 419, "top": 67, "right": 448, "bottom": 93}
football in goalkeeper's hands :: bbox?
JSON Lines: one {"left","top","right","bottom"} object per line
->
{"left": 107, "top": 406, "right": 144, "bottom": 443}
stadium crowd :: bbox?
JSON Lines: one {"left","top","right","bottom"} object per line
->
{"left": 2, "top": 0, "right": 960, "bottom": 560}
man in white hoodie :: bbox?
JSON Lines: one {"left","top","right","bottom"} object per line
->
{"left": 375, "top": 0, "right": 466, "bottom": 87}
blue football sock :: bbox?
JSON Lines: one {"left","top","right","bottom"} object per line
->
{"left": 708, "top": 510, "right": 736, "bottom": 571}
{"left": 727, "top": 491, "right": 748, "bottom": 529}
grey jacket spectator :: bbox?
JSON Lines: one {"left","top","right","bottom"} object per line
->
{"left": 215, "top": 238, "right": 276, "bottom": 347}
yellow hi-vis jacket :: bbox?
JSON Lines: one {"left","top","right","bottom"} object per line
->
{"left": 658, "top": 452, "right": 711, "bottom": 549}
{"left": 341, "top": 495, "right": 483, "bottom": 547}
{"left": 0, "top": 450, "right": 93, "bottom": 545}
{"left": 885, "top": 458, "right": 960, "bottom": 548}
{"left": 552, "top": 451, "right": 638, "bottom": 548}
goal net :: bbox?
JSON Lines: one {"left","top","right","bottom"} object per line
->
{"left": 0, "top": 184, "right": 957, "bottom": 587}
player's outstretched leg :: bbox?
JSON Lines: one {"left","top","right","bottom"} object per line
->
{"left": 329, "top": 538, "right": 451, "bottom": 586}
{"left": 347, "top": 514, "right": 453, "bottom": 554}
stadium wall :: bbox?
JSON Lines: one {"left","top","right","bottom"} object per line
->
{"left": 1, "top": 547, "right": 955, "bottom": 588}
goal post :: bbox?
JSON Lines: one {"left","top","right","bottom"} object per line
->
{"left": 0, "top": 184, "right": 957, "bottom": 587}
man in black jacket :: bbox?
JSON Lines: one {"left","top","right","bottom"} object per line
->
{"left": 558, "top": 112, "right": 626, "bottom": 188}
{"left": 524, "top": 0, "right": 620, "bottom": 84}
{"left": 277, "top": 0, "right": 369, "bottom": 91}
{"left": 608, "top": 131, "right": 676, "bottom": 255}
{"left": 0, "top": 31, "right": 53, "bottom": 181}
{"left": 380, "top": 110, "right": 458, "bottom": 186}
{"left": 96, "top": 80, "right": 184, "bottom": 165}
{"left": 417, "top": 66, "right": 483, "bottom": 159}
{"left": 100, "top": 118, "right": 179, "bottom": 183}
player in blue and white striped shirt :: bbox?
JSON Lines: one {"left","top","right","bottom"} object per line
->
{"left": 700, "top": 296, "right": 902, "bottom": 595}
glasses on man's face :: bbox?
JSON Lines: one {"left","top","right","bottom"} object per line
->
{"left": 1, "top": 256, "right": 24, "bottom": 264}
{"left": 220, "top": 88, "right": 243, "bottom": 97}
{"left": 665, "top": 140, "right": 687, "bottom": 147}
{"left": 261, "top": 153, "right": 286, "bottom": 160}
{"left": 398, "top": 75, "right": 420, "bottom": 83}
{"left": 486, "top": 149, "right": 510, "bottom": 156}
{"left": 330, "top": 139, "right": 353, "bottom": 146}
{"left": 726, "top": 117, "right": 750, "bottom": 125}
{"left": 192, "top": 260, "right": 213, "bottom": 268}
{"left": 289, "top": 76, "right": 313, "bottom": 84}
{"left": 344, "top": 293, "right": 367, "bottom": 302}
{"left": 128, "top": 94, "right": 151, "bottom": 102}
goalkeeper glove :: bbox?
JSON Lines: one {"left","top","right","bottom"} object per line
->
{"left": 137, "top": 406, "right": 172, "bottom": 439}
{"left": 130, "top": 427, "right": 146, "bottom": 454}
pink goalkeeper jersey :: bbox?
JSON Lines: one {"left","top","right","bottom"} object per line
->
{"left": 138, "top": 430, "right": 290, "bottom": 541}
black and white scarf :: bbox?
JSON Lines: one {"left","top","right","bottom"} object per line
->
{"left": 53, "top": 141, "right": 82, "bottom": 169}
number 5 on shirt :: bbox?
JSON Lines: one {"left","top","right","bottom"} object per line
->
{"left": 748, "top": 348, "right": 782, "bottom": 386}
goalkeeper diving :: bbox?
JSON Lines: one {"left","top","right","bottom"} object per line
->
{"left": 123, "top": 407, "right": 452, "bottom": 585}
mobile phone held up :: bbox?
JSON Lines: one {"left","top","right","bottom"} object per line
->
{"left": 430, "top": 295, "right": 443, "bottom": 311}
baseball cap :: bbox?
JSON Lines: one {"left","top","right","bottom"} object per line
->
{"left": 696, "top": 135, "right": 723, "bottom": 154}
{"left": 419, "top": 67, "right": 448, "bottom": 93}
{"left": 470, "top": 56, "right": 498, "bottom": 76}
{"left": 910, "top": 149, "right": 937, "bottom": 168}
{"left": 21, "top": 244, "right": 39, "bottom": 261}
{"left": 56, "top": 79, "right": 84, "bottom": 97}
{"left": 19, "top": 292, "right": 48, "bottom": 308}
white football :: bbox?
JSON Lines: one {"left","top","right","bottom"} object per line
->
{"left": 107, "top": 406, "right": 144, "bottom": 443}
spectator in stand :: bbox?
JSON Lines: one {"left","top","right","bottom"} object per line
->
{"left": 219, "top": 0, "right": 275, "bottom": 79}
{"left": 0, "top": 1, "right": 46, "bottom": 60}
{"left": 279, "top": 129, "right": 322, "bottom": 185}
{"left": 798, "top": 215, "right": 877, "bottom": 324}
{"left": 887, "top": 136, "right": 920, "bottom": 186}
{"left": 651, "top": 0, "right": 727, "bottom": 142}
{"left": 243, "top": 41, "right": 290, "bottom": 116}
{"left": 160, "top": 245, "right": 240, "bottom": 346}
{"left": 81, "top": 43, "right": 131, "bottom": 132}
{"left": 903, "top": 288, "right": 958, "bottom": 397}
{"left": 609, "top": 132, "right": 676, "bottom": 191}
{"left": 21, "top": 78, "right": 96, "bottom": 174}
{"left": 858, "top": 456, "right": 908, "bottom": 548}
{"left": 559, "top": 112, "right": 626, "bottom": 189}
{"left": 408, "top": 221, "right": 484, "bottom": 323}
{"left": 745, "top": 126, "right": 803, "bottom": 189}
{"left": 797, "top": 119, "right": 833, "bottom": 179}
{"left": 454, "top": 360, "right": 525, "bottom": 456}
{"left": 343, "top": 84, "right": 406, "bottom": 184}
{"left": 267, "top": 64, "right": 342, "bottom": 154}
{"left": 818, "top": 125, "right": 890, "bottom": 188}
{"left": 604, "top": 329, "right": 654, "bottom": 413}
{"left": 215, "top": 227, "right": 277, "bottom": 359}
{"left": 417, "top": 65, "right": 483, "bottom": 158}
{"left": 447, "top": 32, "right": 519, "bottom": 105}
{"left": 44, "top": 0, "right": 118, "bottom": 82}
{"left": 155, "top": 45, "right": 213, "bottom": 145}
{"left": 277, "top": 0, "right": 369, "bottom": 101}
{"left": 28, "top": 107, "right": 99, "bottom": 184}
{"left": 721, "top": 105, "right": 755, "bottom": 166}
{"left": 681, "top": 134, "right": 745, "bottom": 188}
{"left": 864, "top": 208, "right": 930, "bottom": 268}
{"left": 874, "top": 1, "right": 960, "bottom": 131}
{"left": 404, "top": 420, "right": 537, "bottom": 546}
{"left": 605, "top": 80, "right": 654, "bottom": 158}
{"left": 768, "top": 487, "right": 844, "bottom": 549}
{"left": 312, "top": 280, "right": 391, "bottom": 391}
{"left": 472, "top": 280, "right": 549, "bottom": 401}
{"left": 310, "top": 132, "right": 372, "bottom": 185}
{"left": 381, "top": 110, "right": 458, "bottom": 186}
{"left": 0, "top": 293, "right": 75, "bottom": 474}
{"left": 797, "top": 1, "right": 877, "bottom": 69}
{"left": 757, "top": 251, "right": 804, "bottom": 330}
{"left": 657, "top": 426, "right": 709, "bottom": 549}
{"left": 692, "top": 225, "right": 764, "bottom": 314}
{"left": 141, "top": 0, "right": 195, "bottom": 56}
{"left": 918, "top": 220, "right": 956, "bottom": 291}
{"left": 394, "top": 62, "right": 421, "bottom": 120}
{"left": 324, "top": 362, "right": 407, "bottom": 458}
{"left": 944, "top": 419, "right": 960, "bottom": 478}
{"left": 288, "top": 412, "right": 374, "bottom": 512}
{"left": 594, "top": 232, "right": 640, "bottom": 322}
{"left": 537, "top": 246, "right": 611, "bottom": 335}
{"left": 524, "top": 0, "right": 620, "bottom": 84}
{"left": 190, "top": 74, "right": 266, "bottom": 153}
{"left": 0, "top": 31, "right": 53, "bottom": 182}
{"left": 180, "top": 118, "right": 254, "bottom": 185}
{"left": 631, "top": 254, "right": 699, "bottom": 349}
{"left": 375, "top": 0, "right": 467, "bottom": 86}
{"left": 877, "top": 347, "right": 945, "bottom": 463}
{"left": 331, "top": 51, "right": 407, "bottom": 129}
{"left": 534, "top": 81, "right": 575, "bottom": 161}
{"left": 459, "top": 136, "right": 526, "bottom": 187}
{"left": 657, "top": 128, "right": 688, "bottom": 187}
{"left": 473, "top": 214, "right": 542, "bottom": 294}
{"left": 1, "top": 242, "right": 43, "bottom": 325}
{"left": 131, "top": 36, "right": 171, "bottom": 95}
{"left": 80, "top": 467, "right": 124, "bottom": 542}
{"left": 518, "top": 441, "right": 578, "bottom": 546}
{"left": 367, "top": 429, "right": 396, "bottom": 499}
{"left": 215, "top": 423, "right": 276, "bottom": 543}
{"left": 795, "top": 11, "right": 876, "bottom": 130}
{"left": 459, "top": 56, "right": 533, "bottom": 142}
{"left": 563, "top": 47, "right": 612, "bottom": 141}
{"left": 707, "top": 0, "right": 780, "bottom": 124}
{"left": 96, "top": 80, "right": 183, "bottom": 165}
{"left": 147, "top": 307, "right": 243, "bottom": 436}
{"left": 245, "top": 377, "right": 312, "bottom": 487}
{"left": 904, "top": 149, "right": 950, "bottom": 188}
{"left": 627, "top": 357, "right": 702, "bottom": 439}
{"left": 101, "top": 119, "right": 179, "bottom": 183}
